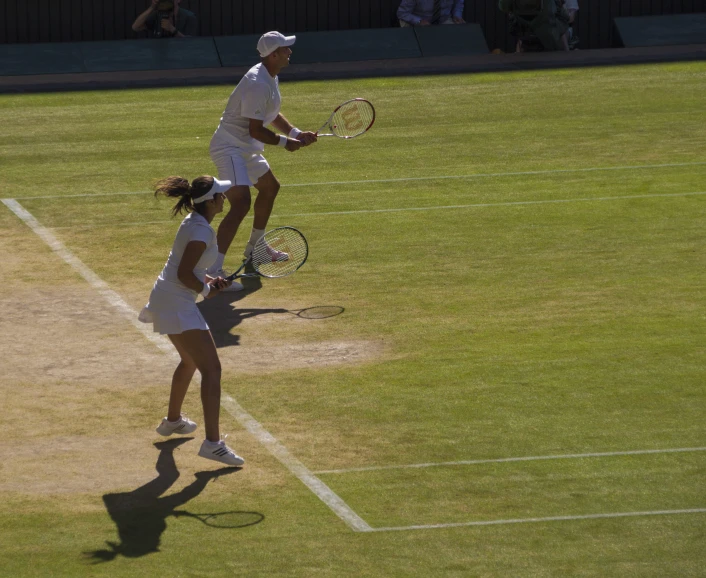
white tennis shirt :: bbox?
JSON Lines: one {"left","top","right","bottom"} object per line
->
{"left": 213, "top": 62, "right": 281, "bottom": 153}
{"left": 152, "top": 212, "right": 218, "bottom": 301}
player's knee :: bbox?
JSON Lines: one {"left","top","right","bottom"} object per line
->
{"left": 228, "top": 191, "right": 251, "bottom": 214}
{"left": 201, "top": 361, "right": 222, "bottom": 381}
{"left": 265, "top": 180, "right": 281, "bottom": 199}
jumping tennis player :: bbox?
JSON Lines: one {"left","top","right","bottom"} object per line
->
{"left": 138, "top": 175, "right": 244, "bottom": 467}
{"left": 207, "top": 30, "right": 317, "bottom": 289}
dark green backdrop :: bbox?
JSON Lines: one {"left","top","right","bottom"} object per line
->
{"left": 2, "top": 0, "right": 705, "bottom": 52}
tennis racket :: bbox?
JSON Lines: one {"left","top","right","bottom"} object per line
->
{"left": 315, "top": 98, "right": 375, "bottom": 139}
{"left": 224, "top": 226, "right": 308, "bottom": 281}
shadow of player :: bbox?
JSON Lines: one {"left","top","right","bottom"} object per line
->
{"left": 84, "top": 438, "right": 248, "bottom": 562}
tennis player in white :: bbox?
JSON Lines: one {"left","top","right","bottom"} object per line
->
{"left": 139, "top": 175, "right": 244, "bottom": 467}
{"left": 207, "top": 31, "right": 317, "bottom": 290}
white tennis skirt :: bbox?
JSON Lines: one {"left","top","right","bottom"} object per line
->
{"left": 138, "top": 286, "right": 210, "bottom": 335}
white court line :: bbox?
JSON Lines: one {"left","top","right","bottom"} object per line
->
{"left": 1, "top": 197, "right": 373, "bottom": 533}
{"left": 314, "top": 447, "right": 706, "bottom": 475}
{"left": 10, "top": 160, "right": 706, "bottom": 201}
{"left": 371, "top": 509, "right": 706, "bottom": 532}
{"left": 42, "top": 190, "right": 706, "bottom": 230}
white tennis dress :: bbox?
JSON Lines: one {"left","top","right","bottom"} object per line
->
{"left": 138, "top": 212, "right": 218, "bottom": 335}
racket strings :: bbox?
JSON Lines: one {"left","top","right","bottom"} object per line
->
{"left": 251, "top": 228, "right": 308, "bottom": 278}
{"left": 331, "top": 101, "right": 375, "bottom": 138}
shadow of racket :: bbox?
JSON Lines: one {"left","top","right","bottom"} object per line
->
{"left": 281, "top": 305, "right": 345, "bottom": 319}
{"left": 172, "top": 510, "right": 264, "bottom": 529}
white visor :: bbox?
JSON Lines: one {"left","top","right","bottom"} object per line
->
{"left": 192, "top": 178, "right": 232, "bottom": 204}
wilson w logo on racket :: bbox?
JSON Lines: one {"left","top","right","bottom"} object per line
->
{"left": 315, "top": 98, "right": 375, "bottom": 139}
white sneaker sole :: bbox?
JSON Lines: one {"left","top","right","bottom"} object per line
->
{"left": 198, "top": 448, "right": 245, "bottom": 467}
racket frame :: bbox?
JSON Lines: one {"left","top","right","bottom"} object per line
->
{"left": 224, "top": 226, "right": 308, "bottom": 281}
{"left": 316, "top": 98, "right": 376, "bottom": 139}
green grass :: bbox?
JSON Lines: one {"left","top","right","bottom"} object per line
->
{"left": 1, "top": 62, "right": 705, "bottom": 576}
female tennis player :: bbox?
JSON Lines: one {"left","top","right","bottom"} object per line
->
{"left": 138, "top": 175, "right": 244, "bottom": 467}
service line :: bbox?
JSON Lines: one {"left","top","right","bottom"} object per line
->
{"left": 43, "top": 190, "right": 706, "bottom": 231}
{"left": 10, "top": 160, "right": 706, "bottom": 201}
{"left": 371, "top": 508, "right": 706, "bottom": 532}
{"left": 314, "top": 447, "right": 706, "bottom": 475}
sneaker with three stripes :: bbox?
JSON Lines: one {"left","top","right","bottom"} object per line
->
{"left": 198, "top": 438, "right": 245, "bottom": 466}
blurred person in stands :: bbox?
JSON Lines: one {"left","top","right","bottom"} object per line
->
{"left": 564, "top": 0, "right": 579, "bottom": 24}
{"left": 564, "top": 0, "right": 579, "bottom": 47}
{"left": 132, "top": 0, "right": 197, "bottom": 38}
{"left": 499, "top": 0, "right": 570, "bottom": 52}
{"left": 397, "top": 0, "right": 466, "bottom": 27}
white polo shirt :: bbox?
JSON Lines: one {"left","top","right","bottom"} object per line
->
{"left": 213, "top": 62, "right": 281, "bottom": 153}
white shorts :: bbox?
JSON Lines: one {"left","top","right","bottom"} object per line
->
{"left": 210, "top": 133, "right": 270, "bottom": 187}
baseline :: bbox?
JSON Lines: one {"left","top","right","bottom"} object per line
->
{"left": 1, "top": 198, "right": 373, "bottom": 533}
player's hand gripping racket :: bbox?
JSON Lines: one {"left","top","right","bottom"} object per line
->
{"left": 224, "top": 226, "right": 308, "bottom": 281}
{"left": 316, "top": 98, "right": 375, "bottom": 139}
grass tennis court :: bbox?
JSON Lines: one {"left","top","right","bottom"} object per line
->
{"left": 1, "top": 61, "right": 705, "bottom": 576}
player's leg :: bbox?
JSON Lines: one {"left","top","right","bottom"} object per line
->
{"left": 169, "top": 330, "right": 221, "bottom": 441}
{"left": 169, "top": 329, "right": 244, "bottom": 465}
{"left": 216, "top": 184, "right": 251, "bottom": 256}
{"left": 166, "top": 334, "right": 198, "bottom": 420}
{"left": 208, "top": 141, "right": 253, "bottom": 288}
{"left": 244, "top": 169, "right": 282, "bottom": 259}
{"left": 155, "top": 334, "right": 199, "bottom": 436}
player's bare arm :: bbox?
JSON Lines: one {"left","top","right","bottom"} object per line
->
{"left": 248, "top": 118, "right": 302, "bottom": 152}
{"left": 177, "top": 241, "right": 229, "bottom": 296}
{"left": 271, "top": 114, "right": 318, "bottom": 146}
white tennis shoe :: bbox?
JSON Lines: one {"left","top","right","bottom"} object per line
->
{"left": 207, "top": 268, "right": 244, "bottom": 292}
{"left": 198, "top": 438, "right": 245, "bottom": 466}
{"left": 155, "top": 414, "right": 198, "bottom": 436}
{"left": 245, "top": 242, "right": 289, "bottom": 263}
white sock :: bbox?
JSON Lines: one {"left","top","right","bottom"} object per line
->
{"left": 212, "top": 253, "right": 226, "bottom": 272}
{"left": 248, "top": 228, "right": 265, "bottom": 246}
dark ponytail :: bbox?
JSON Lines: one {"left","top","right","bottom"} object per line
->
{"left": 154, "top": 175, "right": 215, "bottom": 216}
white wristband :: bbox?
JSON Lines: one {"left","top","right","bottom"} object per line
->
{"left": 278, "top": 135, "right": 288, "bottom": 147}
{"left": 199, "top": 282, "right": 211, "bottom": 298}
{"left": 288, "top": 127, "right": 302, "bottom": 139}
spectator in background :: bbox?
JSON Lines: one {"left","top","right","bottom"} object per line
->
{"left": 564, "top": 0, "right": 579, "bottom": 46}
{"left": 564, "top": 0, "right": 579, "bottom": 24}
{"left": 499, "top": 0, "right": 569, "bottom": 52}
{"left": 397, "top": 0, "right": 466, "bottom": 27}
{"left": 132, "top": 0, "right": 197, "bottom": 38}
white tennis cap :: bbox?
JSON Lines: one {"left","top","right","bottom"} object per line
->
{"left": 192, "top": 178, "right": 231, "bottom": 204}
{"left": 257, "top": 31, "right": 296, "bottom": 58}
